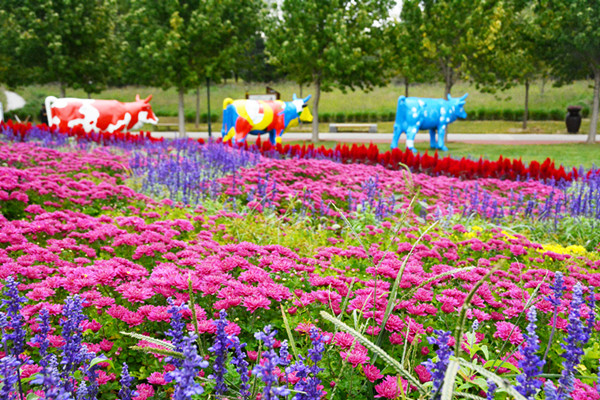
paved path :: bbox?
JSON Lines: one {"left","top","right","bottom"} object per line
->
{"left": 147, "top": 130, "right": 597, "bottom": 144}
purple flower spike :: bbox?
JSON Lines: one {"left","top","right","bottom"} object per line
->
{"left": 60, "top": 294, "right": 92, "bottom": 394}
{"left": 0, "top": 354, "right": 20, "bottom": 399}
{"left": 166, "top": 298, "right": 188, "bottom": 368}
{"left": 1, "top": 276, "right": 28, "bottom": 358}
{"left": 119, "top": 362, "right": 136, "bottom": 400}
{"left": 252, "top": 325, "right": 290, "bottom": 400}
{"left": 423, "top": 330, "right": 453, "bottom": 400}
{"left": 516, "top": 307, "right": 545, "bottom": 399}
{"left": 557, "top": 283, "right": 590, "bottom": 399}
{"left": 286, "top": 327, "right": 327, "bottom": 400}
{"left": 166, "top": 334, "right": 209, "bottom": 400}
{"left": 228, "top": 334, "right": 251, "bottom": 398}
{"left": 486, "top": 379, "right": 497, "bottom": 400}
{"left": 209, "top": 310, "right": 230, "bottom": 395}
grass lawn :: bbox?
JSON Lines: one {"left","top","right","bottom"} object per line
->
{"left": 9, "top": 79, "right": 598, "bottom": 118}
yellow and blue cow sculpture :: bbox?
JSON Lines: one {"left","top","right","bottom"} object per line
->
{"left": 221, "top": 94, "right": 312, "bottom": 145}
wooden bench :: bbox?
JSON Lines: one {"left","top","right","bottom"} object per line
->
{"left": 329, "top": 123, "right": 377, "bottom": 133}
{"left": 154, "top": 122, "right": 179, "bottom": 131}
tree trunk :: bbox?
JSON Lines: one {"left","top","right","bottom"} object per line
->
{"left": 444, "top": 67, "right": 453, "bottom": 99}
{"left": 311, "top": 79, "right": 321, "bottom": 143}
{"left": 178, "top": 88, "right": 186, "bottom": 138}
{"left": 60, "top": 84, "right": 66, "bottom": 98}
{"left": 195, "top": 87, "right": 200, "bottom": 129}
{"left": 588, "top": 68, "right": 600, "bottom": 144}
{"left": 522, "top": 79, "right": 529, "bottom": 130}
{"left": 540, "top": 77, "right": 546, "bottom": 98}
{"left": 405, "top": 78, "right": 409, "bottom": 97}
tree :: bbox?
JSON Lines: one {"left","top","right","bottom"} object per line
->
{"left": 0, "top": 0, "right": 121, "bottom": 97}
{"left": 124, "top": 0, "right": 263, "bottom": 137}
{"left": 265, "top": 0, "right": 394, "bottom": 142}
{"left": 404, "top": 0, "right": 512, "bottom": 99}
{"left": 387, "top": 0, "right": 437, "bottom": 97}
{"left": 535, "top": 0, "right": 600, "bottom": 143}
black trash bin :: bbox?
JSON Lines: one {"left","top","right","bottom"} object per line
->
{"left": 566, "top": 105, "right": 582, "bottom": 134}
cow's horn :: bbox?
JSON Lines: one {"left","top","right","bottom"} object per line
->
{"left": 293, "top": 93, "right": 298, "bottom": 101}
{"left": 460, "top": 93, "right": 469, "bottom": 100}
{"left": 135, "top": 94, "right": 140, "bottom": 101}
{"left": 303, "top": 95, "right": 312, "bottom": 103}
{"left": 145, "top": 95, "right": 153, "bottom": 103}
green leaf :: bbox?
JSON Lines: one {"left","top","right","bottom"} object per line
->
{"left": 459, "top": 358, "right": 527, "bottom": 400}
{"left": 319, "top": 310, "right": 425, "bottom": 394}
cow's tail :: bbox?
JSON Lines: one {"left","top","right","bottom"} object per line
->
{"left": 45, "top": 96, "right": 57, "bottom": 127}
{"left": 223, "top": 98, "right": 234, "bottom": 109}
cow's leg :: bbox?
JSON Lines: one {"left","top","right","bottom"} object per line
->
{"left": 268, "top": 130, "right": 277, "bottom": 145}
{"left": 406, "top": 126, "right": 418, "bottom": 153}
{"left": 436, "top": 124, "right": 448, "bottom": 151}
{"left": 392, "top": 123, "right": 401, "bottom": 149}
{"left": 429, "top": 129, "right": 437, "bottom": 149}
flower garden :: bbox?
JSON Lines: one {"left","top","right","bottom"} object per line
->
{"left": 1, "top": 121, "right": 600, "bottom": 400}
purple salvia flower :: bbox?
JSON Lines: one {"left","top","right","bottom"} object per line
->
{"left": 557, "top": 283, "right": 590, "bottom": 399}
{"left": 0, "top": 354, "right": 20, "bottom": 400}
{"left": 33, "top": 309, "right": 52, "bottom": 368}
{"left": 228, "top": 335, "right": 250, "bottom": 398}
{"left": 544, "top": 272, "right": 566, "bottom": 364}
{"left": 76, "top": 380, "right": 88, "bottom": 400}
{"left": 252, "top": 325, "right": 290, "bottom": 400}
{"left": 548, "top": 272, "right": 566, "bottom": 307}
{"left": 118, "top": 362, "right": 135, "bottom": 400}
{"left": 486, "top": 379, "right": 497, "bottom": 400}
{"left": 422, "top": 330, "right": 453, "bottom": 400}
{"left": 83, "top": 360, "right": 101, "bottom": 400}
{"left": 287, "top": 327, "right": 326, "bottom": 400}
{"left": 59, "top": 295, "right": 89, "bottom": 394}
{"left": 516, "top": 307, "right": 545, "bottom": 399}
{"left": 1, "top": 277, "right": 28, "bottom": 357}
{"left": 165, "top": 298, "right": 188, "bottom": 368}
{"left": 584, "top": 286, "right": 596, "bottom": 342}
{"left": 165, "top": 334, "right": 209, "bottom": 400}
{"left": 208, "top": 310, "right": 229, "bottom": 395}
{"left": 278, "top": 340, "right": 290, "bottom": 367}
{"left": 545, "top": 380, "right": 559, "bottom": 400}
{"left": 30, "top": 354, "right": 73, "bottom": 400}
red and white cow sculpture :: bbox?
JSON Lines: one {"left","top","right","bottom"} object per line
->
{"left": 45, "top": 95, "right": 159, "bottom": 133}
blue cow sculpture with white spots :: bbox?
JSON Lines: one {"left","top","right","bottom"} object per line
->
{"left": 392, "top": 94, "right": 468, "bottom": 152}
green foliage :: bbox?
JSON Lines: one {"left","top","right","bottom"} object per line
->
{"left": 535, "top": 0, "right": 600, "bottom": 142}
{"left": 0, "top": 0, "right": 122, "bottom": 94}
{"left": 266, "top": 0, "right": 395, "bottom": 141}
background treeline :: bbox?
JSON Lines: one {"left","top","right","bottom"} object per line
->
{"left": 0, "top": 0, "right": 599, "bottom": 142}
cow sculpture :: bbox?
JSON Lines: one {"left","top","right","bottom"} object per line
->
{"left": 392, "top": 94, "right": 468, "bottom": 152}
{"left": 45, "top": 95, "right": 159, "bottom": 133}
{"left": 221, "top": 94, "right": 312, "bottom": 144}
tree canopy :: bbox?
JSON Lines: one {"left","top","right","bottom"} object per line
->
{"left": 265, "top": 0, "right": 395, "bottom": 142}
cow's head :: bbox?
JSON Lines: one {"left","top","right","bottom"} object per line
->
{"left": 292, "top": 94, "right": 313, "bottom": 123}
{"left": 448, "top": 93, "right": 468, "bottom": 119}
{"left": 134, "top": 94, "right": 159, "bottom": 125}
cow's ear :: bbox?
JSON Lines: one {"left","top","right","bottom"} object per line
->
{"left": 303, "top": 95, "right": 312, "bottom": 103}
{"left": 135, "top": 94, "right": 140, "bottom": 101}
{"left": 447, "top": 94, "right": 452, "bottom": 100}
{"left": 144, "top": 95, "right": 153, "bottom": 103}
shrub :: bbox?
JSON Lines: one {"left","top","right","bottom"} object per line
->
{"left": 335, "top": 112, "right": 346, "bottom": 123}
{"left": 320, "top": 113, "right": 331, "bottom": 123}
{"left": 369, "top": 112, "right": 379, "bottom": 122}
{"left": 550, "top": 109, "right": 564, "bottom": 121}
